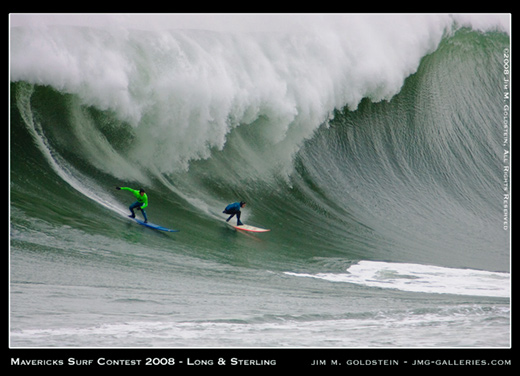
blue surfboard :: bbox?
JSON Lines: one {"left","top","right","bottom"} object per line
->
{"left": 134, "top": 218, "right": 179, "bottom": 232}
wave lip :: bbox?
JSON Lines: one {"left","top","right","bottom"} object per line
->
{"left": 285, "top": 261, "right": 510, "bottom": 298}
{"left": 11, "top": 14, "right": 497, "bottom": 174}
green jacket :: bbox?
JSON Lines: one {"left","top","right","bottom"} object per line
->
{"left": 121, "top": 187, "right": 148, "bottom": 209}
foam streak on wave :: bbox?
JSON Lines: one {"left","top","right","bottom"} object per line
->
{"left": 14, "top": 83, "right": 130, "bottom": 218}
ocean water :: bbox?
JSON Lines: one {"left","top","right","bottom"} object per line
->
{"left": 9, "top": 14, "right": 510, "bottom": 349}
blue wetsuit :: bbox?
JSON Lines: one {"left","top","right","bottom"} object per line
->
{"left": 223, "top": 202, "right": 244, "bottom": 226}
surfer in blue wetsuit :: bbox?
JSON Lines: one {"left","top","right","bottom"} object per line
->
{"left": 223, "top": 201, "right": 246, "bottom": 226}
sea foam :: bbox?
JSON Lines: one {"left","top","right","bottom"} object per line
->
{"left": 10, "top": 14, "right": 509, "bottom": 174}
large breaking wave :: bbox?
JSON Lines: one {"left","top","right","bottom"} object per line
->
{"left": 10, "top": 14, "right": 510, "bottom": 273}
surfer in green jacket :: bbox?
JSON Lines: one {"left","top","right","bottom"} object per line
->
{"left": 116, "top": 187, "right": 148, "bottom": 223}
